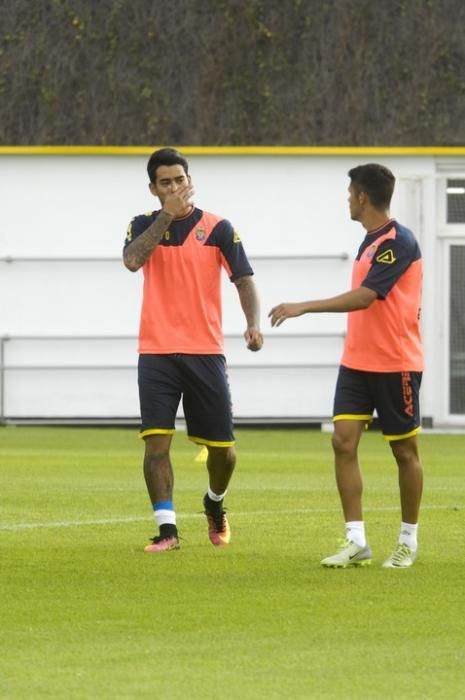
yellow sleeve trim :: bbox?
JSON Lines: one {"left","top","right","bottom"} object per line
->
{"left": 384, "top": 427, "right": 421, "bottom": 442}
{"left": 188, "top": 435, "right": 235, "bottom": 448}
{"left": 139, "top": 428, "right": 176, "bottom": 439}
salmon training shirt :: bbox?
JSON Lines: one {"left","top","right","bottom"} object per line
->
{"left": 341, "top": 219, "right": 424, "bottom": 372}
{"left": 124, "top": 207, "right": 254, "bottom": 354}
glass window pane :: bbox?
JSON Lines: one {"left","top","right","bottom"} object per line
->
{"left": 447, "top": 179, "right": 465, "bottom": 223}
{"left": 449, "top": 245, "right": 465, "bottom": 413}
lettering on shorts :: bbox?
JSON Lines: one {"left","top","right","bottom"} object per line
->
{"left": 401, "top": 372, "right": 414, "bottom": 417}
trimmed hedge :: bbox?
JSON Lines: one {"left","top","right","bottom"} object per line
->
{"left": 1, "top": 0, "right": 464, "bottom": 145}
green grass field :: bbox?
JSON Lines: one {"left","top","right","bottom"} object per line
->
{"left": 1, "top": 426, "right": 465, "bottom": 699}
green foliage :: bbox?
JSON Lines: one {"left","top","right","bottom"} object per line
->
{"left": 1, "top": 426, "right": 465, "bottom": 698}
{"left": 1, "top": 0, "right": 464, "bottom": 145}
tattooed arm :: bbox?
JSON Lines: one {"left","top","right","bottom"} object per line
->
{"left": 123, "top": 181, "right": 194, "bottom": 272}
{"left": 123, "top": 210, "right": 174, "bottom": 272}
{"left": 234, "top": 275, "right": 264, "bottom": 352}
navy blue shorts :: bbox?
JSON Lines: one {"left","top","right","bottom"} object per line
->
{"left": 333, "top": 365, "right": 422, "bottom": 441}
{"left": 138, "top": 354, "right": 235, "bottom": 446}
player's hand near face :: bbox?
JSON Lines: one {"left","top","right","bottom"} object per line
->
{"left": 162, "top": 182, "right": 194, "bottom": 218}
{"left": 268, "top": 302, "right": 306, "bottom": 327}
{"left": 244, "top": 327, "right": 264, "bottom": 352}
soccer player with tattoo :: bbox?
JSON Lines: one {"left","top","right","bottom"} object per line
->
{"left": 124, "top": 148, "right": 263, "bottom": 552}
{"left": 269, "top": 164, "right": 424, "bottom": 568}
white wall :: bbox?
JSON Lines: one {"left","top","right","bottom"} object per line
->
{"left": 0, "top": 153, "right": 449, "bottom": 423}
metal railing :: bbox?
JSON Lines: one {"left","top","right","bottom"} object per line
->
{"left": 0, "top": 252, "right": 349, "bottom": 422}
{"left": 0, "top": 332, "right": 343, "bottom": 424}
{"left": 0, "top": 253, "right": 350, "bottom": 263}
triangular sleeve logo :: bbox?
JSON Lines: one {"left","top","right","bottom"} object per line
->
{"left": 376, "top": 249, "right": 396, "bottom": 264}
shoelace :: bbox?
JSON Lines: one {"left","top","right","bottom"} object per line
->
{"left": 151, "top": 534, "right": 178, "bottom": 544}
{"left": 390, "top": 543, "right": 411, "bottom": 563}
{"left": 205, "top": 509, "right": 227, "bottom": 532}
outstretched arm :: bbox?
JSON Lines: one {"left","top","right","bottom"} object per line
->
{"left": 269, "top": 286, "right": 377, "bottom": 327}
{"left": 234, "top": 275, "right": 264, "bottom": 351}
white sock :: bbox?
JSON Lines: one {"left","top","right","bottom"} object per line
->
{"left": 154, "top": 509, "right": 176, "bottom": 526}
{"left": 345, "top": 521, "right": 366, "bottom": 547}
{"left": 399, "top": 522, "right": 418, "bottom": 551}
{"left": 153, "top": 500, "right": 176, "bottom": 527}
{"left": 207, "top": 487, "right": 227, "bottom": 502}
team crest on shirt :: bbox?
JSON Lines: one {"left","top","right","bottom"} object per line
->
{"left": 376, "top": 249, "right": 396, "bottom": 264}
{"left": 366, "top": 244, "right": 377, "bottom": 258}
{"left": 196, "top": 228, "right": 206, "bottom": 241}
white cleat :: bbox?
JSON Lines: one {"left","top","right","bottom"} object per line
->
{"left": 382, "top": 543, "right": 417, "bottom": 568}
{"left": 321, "top": 539, "right": 372, "bottom": 568}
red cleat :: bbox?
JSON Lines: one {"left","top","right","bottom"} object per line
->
{"left": 144, "top": 535, "right": 180, "bottom": 552}
{"left": 203, "top": 495, "right": 231, "bottom": 546}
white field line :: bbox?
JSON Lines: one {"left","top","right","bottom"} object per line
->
{"left": 0, "top": 504, "right": 459, "bottom": 532}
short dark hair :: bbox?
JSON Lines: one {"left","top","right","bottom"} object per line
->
{"left": 147, "top": 148, "right": 189, "bottom": 183}
{"left": 348, "top": 163, "right": 395, "bottom": 209}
